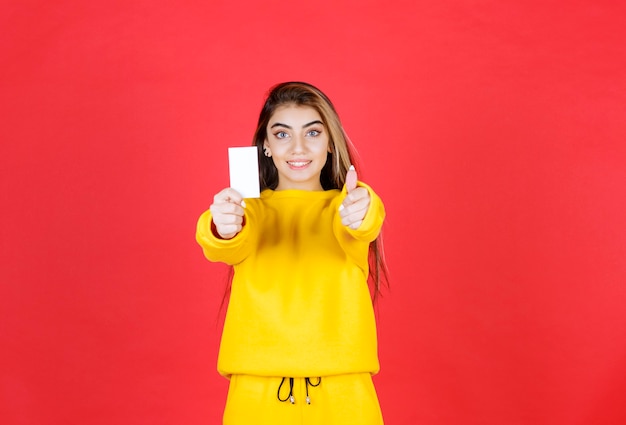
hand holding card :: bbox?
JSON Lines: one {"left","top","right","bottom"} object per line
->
{"left": 208, "top": 147, "right": 260, "bottom": 239}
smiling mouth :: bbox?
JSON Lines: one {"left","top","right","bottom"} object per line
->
{"left": 287, "top": 161, "right": 311, "bottom": 168}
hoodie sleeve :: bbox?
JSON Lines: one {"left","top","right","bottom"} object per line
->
{"left": 195, "top": 206, "right": 257, "bottom": 266}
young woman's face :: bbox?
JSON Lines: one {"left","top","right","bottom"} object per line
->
{"left": 264, "top": 105, "right": 330, "bottom": 191}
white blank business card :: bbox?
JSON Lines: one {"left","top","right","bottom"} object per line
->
{"left": 228, "top": 147, "right": 260, "bottom": 198}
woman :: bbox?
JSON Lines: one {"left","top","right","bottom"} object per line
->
{"left": 196, "top": 81, "right": 388, "bottom": 424}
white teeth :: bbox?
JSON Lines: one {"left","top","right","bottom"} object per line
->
{"left": 288, "top": 161, "right": 309, "bottom": 167}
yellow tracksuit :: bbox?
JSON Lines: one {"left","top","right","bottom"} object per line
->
{"left": 196, "top": 184, "right": 385, "bottom": 424}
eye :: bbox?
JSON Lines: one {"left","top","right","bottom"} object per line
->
{"left": 306, "top": 129, "right": 321, "bottom": 137}
{"left": 274, "top": 131, "right": 289, "bottom": 139}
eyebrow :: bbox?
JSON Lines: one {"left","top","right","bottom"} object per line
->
{"left": 270, "top": 120, "right": 324, "bottom": 129}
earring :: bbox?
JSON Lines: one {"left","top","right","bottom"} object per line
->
{"left": 263, "top": 147, "right": 271, "bottom": 157}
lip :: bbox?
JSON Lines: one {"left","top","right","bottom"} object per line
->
{"left": 286, "top": 160, "right": 312, "bottom": 169}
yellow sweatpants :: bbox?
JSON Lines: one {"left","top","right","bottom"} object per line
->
{"left": 223, "top": 373, "right": 384, "bottom": 425}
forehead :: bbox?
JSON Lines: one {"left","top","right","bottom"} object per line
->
{"left": 268, "top": 105, "right": 323, "bottom": 126}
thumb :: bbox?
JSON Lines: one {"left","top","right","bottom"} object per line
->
{"left": 346, "top": 165, "right": 357, "bottom": 193}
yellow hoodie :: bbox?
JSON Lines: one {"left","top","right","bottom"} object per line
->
{"left": 196, "top": 184, "right": 385, "bottom": 378}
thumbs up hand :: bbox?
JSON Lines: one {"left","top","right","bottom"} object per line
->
{"left": 339, "top": 165, "right": 370, "bottom": 230}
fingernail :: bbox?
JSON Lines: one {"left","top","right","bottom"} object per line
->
{"left": 241, "top": 200, "right": 246, "bottom": 208}
{"left": 338, "top": 204, "right": 344, "bottom": 211}
{"left": 349, "top": 165, "right": 355, "bottom": 171}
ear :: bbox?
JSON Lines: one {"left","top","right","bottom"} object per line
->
{"left": 263, "top": 140, "right": 272, "bottom": 157}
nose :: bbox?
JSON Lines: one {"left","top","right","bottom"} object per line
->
{"left": 291, "top": 134, "right": 306, "bottom": 154}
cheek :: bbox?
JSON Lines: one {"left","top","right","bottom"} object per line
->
{"left": 322, "top": 140, "right": 331, "bottom": 154}
{"left": 268, "top": 142, "right": 285, "bottom": 156}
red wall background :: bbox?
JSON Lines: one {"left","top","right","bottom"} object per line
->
{"left": 2, "top": 1, "right": 625, "bottom": 424}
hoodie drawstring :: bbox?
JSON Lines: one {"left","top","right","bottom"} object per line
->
{"left": 277, "top": 377, "right": 295, "bottom": 404}
{"left": 305, "top": 377, "right": 321, "bottom": 404}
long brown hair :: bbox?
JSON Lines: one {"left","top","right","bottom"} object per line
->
{"left": 251, "top": 81, "right": 389, "bottom": 299}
